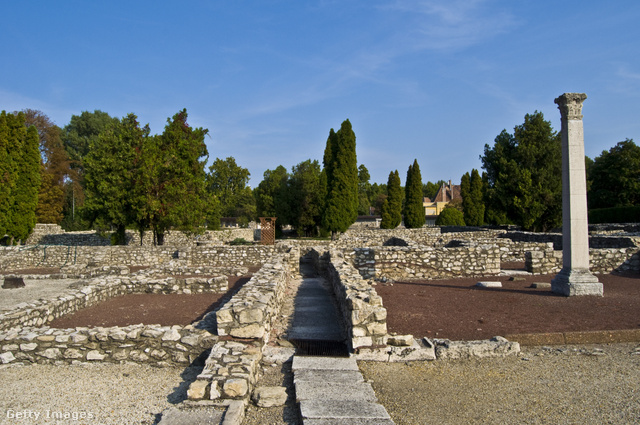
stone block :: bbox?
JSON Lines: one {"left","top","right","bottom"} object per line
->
{"left": 387, "top": 334, "right": 413, "bottom": 346}
{"left": 86, "top": 350, "right": 105, "bottom": 361}
{"left": 476, "top": 281, "right": 502, "bottom": 288}
{"left": 0, "top": 351, "right": 16, "bottom": 364}
{"left": 187, "top": 380, "right": 210, "bottom": 400}
{"left": 63, "top": 348, "right": 84, "bottom": 359}
{"left": 20, "top": 343, "right": 37, "bottom": 351}
{"left": 252, "top": 386, "right": 287, "bottom": 407}
{"left": 38, "top": 348, "right": 61, "bottom": 359}
{"left": 222, "top": 378, "right": 248, "bottom": 398}
{"left": 229, "top": 324, "right": 264, "bottom": 339}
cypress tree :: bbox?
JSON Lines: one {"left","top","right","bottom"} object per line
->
{"left": 5, "top": 112, "right": 41, "bottom": 243}
{"left": 322, "top": 119, "right": 358, "bottom": 239}
{"left": 461, "top": 171, "right": 471, "bottom": 224}
{"left": 469, "top": 169, "right": 485, "bottom": 225}
{"left": 403, "top": 159, "right": 424, "bottom": 228}
{"left": 380, "top": 170, "right": 402, "bottom": 229}
{"left": 0, "top": 112, "right": 12, "bottom": 240}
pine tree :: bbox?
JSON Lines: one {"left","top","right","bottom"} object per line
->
{"left": 403, "top": 159, "right": 424, "bottom": 228}
{"left": 481, "top": 111, "right": 561, "bottom": 231}
{"left": 151, "top": 109, "right": 210, "bottom": 244}
{"left": 83, "top": 114, "right": 141, "bottom": 244}
{"left": 380, "top": 170, "right": 402, "bottom": 229}
{"left": 322, "top": 119, "right": 358, "bottom": 239}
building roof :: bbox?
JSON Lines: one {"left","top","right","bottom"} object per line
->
{"left": 432, "top": 181, "right": 462, "bottom": 203}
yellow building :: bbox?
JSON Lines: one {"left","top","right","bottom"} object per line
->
{"left": 424, "top": 180, "right": 462, "bottom": 226}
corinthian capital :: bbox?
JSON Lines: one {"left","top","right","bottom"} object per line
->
{"left": 555, "top": 93, "right": 587, "bottom": 120}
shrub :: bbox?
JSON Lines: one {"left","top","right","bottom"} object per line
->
{"left": 436, "top": 207, "right": 465, "bottom": 226}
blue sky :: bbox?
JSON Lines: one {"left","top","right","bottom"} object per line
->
{"left": 2, "top": 1, "right": 639, "bottom": 186}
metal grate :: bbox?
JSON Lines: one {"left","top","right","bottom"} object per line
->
{"left": 289, "top": 338, "right": 350, "bottom": 357}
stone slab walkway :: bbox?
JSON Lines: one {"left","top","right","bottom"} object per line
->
{"left": 287, "top": 275, "right": 345, "bottom": 351}
{"left": 292, "top": 356, "right": 394, "bottom": 424}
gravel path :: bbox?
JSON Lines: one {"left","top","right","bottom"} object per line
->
{"left": 0, "top": 362, "right": 224, "bottom": 425}
{"left": 242, "top": 343, "right": 640, "bottom": 425}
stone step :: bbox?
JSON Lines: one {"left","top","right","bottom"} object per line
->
{"left": 157, "top": 408, "right": 224, "bottom": 425}
{"left": 295, "top": 381, "right": 378, "bottom": 403}
{"left": 303, "top": 419, "right": 395, "bottom": 425}
{"left": 292, "top": 355, "right": 359, "bottom": 371}
{"left": 299, "top": 400, "right": 392, "bottom": 421}
{"left": 294, "top": 369, "right": 365, "bottom": 385}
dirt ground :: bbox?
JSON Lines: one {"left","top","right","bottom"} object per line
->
{"left": 375, "top": 272, "right": 640, "bottom": 340}
{"left": 48, "top": 276, "right": 250, "bottom": 328}
{"left": 28, "top": 268, "right": 638, "bottom": 340}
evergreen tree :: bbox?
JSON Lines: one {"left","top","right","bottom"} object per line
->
{"left": 82, "top": 114, "right": 142, "bottom": 244}
{"left": 481, "top": 111, "right": 561, "bottom": 231}
{"left": 0, "top": 112, "right": 13, "bottom": 240}
{"left": 22, "top": 110, "right": 70, "bottom": 224}
{"left": 207, "top": 157, "right": 254, "bottom": 227}
{"left": 286, "top": 159, "right": 324, "bottom": 236}
{"left": 461, "top": 169, "right": 485, "bottom": 226}
{"left": 380, "top": 170, "right": 402, "bottom": 229}
{"left": 357, "top": 164, "right": 371, "bottom": 215}
{"left": 3, "top": 112, "right": 41, "bottom": 243}
{"left": 322, "top": 119, "right": 358, "bottom": 239}
{"left": 460, "top": 171, "right": 470, "bottom": 222}
{"left": 255, "top": 165, "right": 288, "bottom": 218}
{"left": 151, "top": 109, "right": 210, "bottom": 244}
{"left": 403, "top": 159, "right": 424, "bottom": 228}
{"left": 61, "top": 110, "right": 119, "bottom": 230}
{"left": 588, "top": 139, "right": 640, "bottom": 209}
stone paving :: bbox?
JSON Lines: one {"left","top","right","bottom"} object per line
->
{"left": 293, "top": 356, "right": 394, "bottom": 424}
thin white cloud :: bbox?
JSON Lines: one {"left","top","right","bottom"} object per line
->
{"left": 380, "top": 0, "right": 517, "bottom": 51}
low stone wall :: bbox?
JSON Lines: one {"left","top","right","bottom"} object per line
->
{"left": 0, "top": 244, "right": 289, "bottom": 271}
{"left": 188, "top": 250, "right": 298, "bottom": 404}
{"left": 215, "top": 254, "right": 294, "bottom": 342}
{"left": 0, "top": 275, "right": 229, "bottom": 333}
{"left": 309, "top": 248, "right": 388, "bottom": 351}
{"left": 177, "top": 245, "right": 290, "bottom": 268}
{"left": 348, "top": 244, "right": 501, "bottom": 281}
{"left": 0, "top": 324, "right": 216, "bottom": 366}
{"left": 337, "top": 227, "right": 506, "bottom": 248}
{"left": 24, "top": 223, "right": 256, "bottom": 247}
{"left": 526, "top": 247, "right": 640, "bottom": 275}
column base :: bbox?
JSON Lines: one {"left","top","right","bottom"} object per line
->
{"left": 551, "top": 268, "right": 603, "bottom": 296}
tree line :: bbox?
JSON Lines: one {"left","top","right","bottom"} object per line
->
{"left": 1, "top": 107, "right": 637, "bottom": 245}
{"left": 455, "top": 111, "right": 640, "bottom": 231}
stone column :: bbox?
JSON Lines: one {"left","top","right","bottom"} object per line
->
{"left": 551, "top": 93, "right": 603, "bottom": 296}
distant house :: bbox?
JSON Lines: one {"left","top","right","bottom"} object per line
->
{"left": 423, "top": 180, "right": 462, "bottom": 226}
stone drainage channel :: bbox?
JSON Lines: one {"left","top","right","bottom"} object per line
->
{"left": 288, "top": 266, "right": 394, "bottom": 424}
{"left": 155, "top": 255, "right": 518, "bottom": 425}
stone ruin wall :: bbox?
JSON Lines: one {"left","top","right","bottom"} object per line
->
{"left": 307, "top": 248, "right": 388, "bottom": 351}
{"left": 0, "top": 244, "right": 290, "bottom": 271}
{"left": 189, "top": 250, "right": 300, "bottom": 403}
{"left": 0, "top": 272, "right": 230, "bottom": 333}
{"left": 527, "top": 247, "right": 640, "bottom": 275}
{"left": 24, "top": 223, "right": 255, "bottom": 247}
{"left": 348, "top": 245, "right": 502, "bottom": 281}
{"left": 340, "top": 227, "right": 640, "bottom": 277}
{"left": 0, "top": 269, "right": 231, "bottom": 366}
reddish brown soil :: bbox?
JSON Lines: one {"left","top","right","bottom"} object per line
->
{"left": 49, "top": 276, "right": 250, "bottom": 328}
{"left": 376, "top": 272, "right": 640, "bottom": 340}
